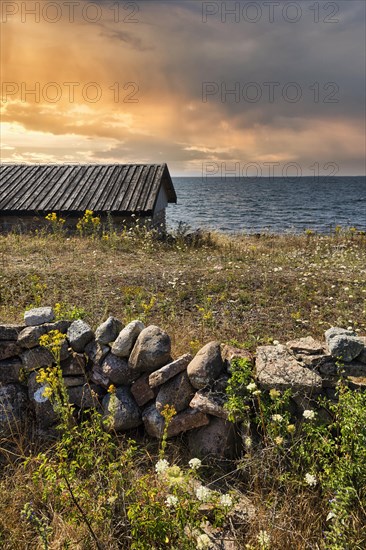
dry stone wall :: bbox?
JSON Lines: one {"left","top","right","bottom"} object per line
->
{"left": 1, "top": 307, "right": 366, "bottom": 458}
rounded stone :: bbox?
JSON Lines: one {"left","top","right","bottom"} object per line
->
{"left": 67, "top": 320, "right": 94, "bottom": 353}
{"left": 95, "top": 316, "right": 123, "bottom": 345}
{"left": 187, "top": 341, "right": 224, "bottom": 389}
{"left": 128, "top": 325, "right": 171, "bottom": 373}
{"left": 103, "top": 387, "right": 141, "bottom": 432}
{"left": 111, "top": 320, "right": 145, "bottom": 357}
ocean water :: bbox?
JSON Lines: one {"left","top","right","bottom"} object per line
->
{"left": 166, "top": 177, "right": 366, "bottom": 234}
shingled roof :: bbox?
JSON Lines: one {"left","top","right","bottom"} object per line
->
{"left": 0, "top": 163, "right": 176, "bottom": 215}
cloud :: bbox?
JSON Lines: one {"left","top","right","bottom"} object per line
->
{"left": 0, "top": 0, "right": 365, "bottom": 174}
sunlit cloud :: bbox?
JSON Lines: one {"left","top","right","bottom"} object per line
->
{"left": 0, "top": 0, "right": 365, "bottom": 175}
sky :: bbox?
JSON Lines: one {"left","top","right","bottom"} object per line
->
{"left": 1, "top": 0, "right": 365, "bottom": 176}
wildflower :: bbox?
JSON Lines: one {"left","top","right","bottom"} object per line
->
{"left": 274, "top": 436, "right": 284, "bottom": 445}
{"left": 287, "top": 424, "right": 296, "bottom": 434}
{"left": 155, "top": 459, "right": 169, "bottom": 475}
{"left": 246, "top": 382, "right": 257, "bottom": 392}
{"left": 196, "top": 533, "right": 211, "bottom": 549}
{"left": 305, "top": 473, "right": 317, "bottom": 487}
{"left": 272, "top": 414, "right": 283, "bottom": 422}
{"left": 42, "top": 386, "right": 53, "bottom": 400}
{"left": 244, "top": 436, "right": 252, "bottom": 449}
{"left": 107, "top": 384, "right": 116, "bottom": 394}
{"left": 257, "top": 529, "right": 270, "bottom": 546}
{"left": 188, "top": 457, "right": 202, "bottom": 470}
{"left": 166, "top": 465, "right": 184, "bottom": 485}
{"left": 269, "top": 389, "right": 280, "bottom": 400}
{"left": 195, "top": 485, "right": 211, "bottom": 502}
{"left": 303, "top": 409, "right": 315, "bottom": 420}
{"left": 219, "top": 494, "right": 233, "bottom": 508}
{"left": 165, "top": 495, "right": 178, "bottom": 508}
{"left": 252, "top": 390, "right": 262, "bottom": 396}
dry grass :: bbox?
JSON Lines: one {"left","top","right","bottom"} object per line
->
{"left": 1, "top": 229, "right": 365, "bottom": 354}
{"left": 0, "top": 227, "right": 366, "bottom": 549}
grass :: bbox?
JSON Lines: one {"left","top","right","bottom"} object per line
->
{"left": 0, "top": 227, "right": 365, "bottom": 352}
{"left": 0, "top": 224, "right": 366, "bottom": 549}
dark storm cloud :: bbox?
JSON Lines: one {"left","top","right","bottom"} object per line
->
{"left": 1, "top": 0, "right": 365, "bottom": 173}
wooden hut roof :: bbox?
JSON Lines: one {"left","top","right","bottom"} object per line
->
{"left": 0, "top": 163, "right": 176, "bottom": 215}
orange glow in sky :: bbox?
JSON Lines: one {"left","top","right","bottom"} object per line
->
{"left": 1, "top": 1, "right": 365, "bottom": 175}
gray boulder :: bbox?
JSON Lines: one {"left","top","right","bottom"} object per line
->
{"left": 67, "top": 320, "right": 94, "bottom": 353}
{"left": 0, "top": 384, "right": 28, "bottom": 430}
{"left": 67, "top": 384, "right": 102, "bottom": 409}
{"left": 0, "top": 358, "right": 23, "bottom": 384}
{"left": 256, "top": 345, "right": 322, "bottom": 394}
{"left": 95, "top": 317, "right": 123, "bottom": 345}
{"left": 142, "top": 403, "right": 164, "bottom": 438}
{"left": 100, "top": 353, "right": 138, "bottom": 386}
{"left": 286, "top": 336, "right": 325, "bottom": 355}
{"left": 61, "top": 352, "right": 86, "bottom": 376}
{"left": 357, "top": 337, "right": 366, "bottom": 364}
{"left": 188, "top": 417, "right": 238, "bottom": 459}
{"left": 325, "top": 327, "right": 364, "bottom": 362}
{"left": 189, "top": 390, "right": 228, "bottom": 419}
{"left": 187, "top": 342, "right": 224, "bottom": 389}
{"left": 167, "top": 409, "right": 210, "bottom": 438}
{"left": 91, "top": 364, "right": 109, "bottom": 388}
{"left": 84, "top": 340, "right": 110, "bottom": 366}
{"left": 28, "top": 372, "right": 58, "bottom": 429}
{"left": 21, "top": 346, "right": 55, "bottom": 371}
{"left": 63, "top": 376, "right": 87, "bottom": 387}
{"left": 325, "top": 327, "right": 356, "bottom": 341}
{"left": 103, "top": 387, "right": 141, "bottom": 432}
{"left": 131, "top": 374, "right": 156, "bottom": 406}
{"left": 111, "top": 320, "right": 145, "bottom": 358}
{"left": 142, "top": 403, "right": 209, "bottom": 439}
{"left": 21, "top": 344, "right": 69, "bottom": 371}
{"left": 24, "top": 307, "right": 55, "bottom": 326}
{"left": 0, "top": 324, "right": 25, "bottom": 340}
{"left": 0, "top": 341, "right": 21, "bottom": 361}
{"left": 149, "top": 353, "right": 192, "bottom": 388}
{"left": 128, "top": 325, "right": 171, "bottom": 373}
{"left": 18, "top": 321, "right": 71, "bottom": 349}
{"left": 156, "top": 371, "right": 195, "bottom": 413}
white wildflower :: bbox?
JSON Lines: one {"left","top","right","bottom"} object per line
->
{"left": 155, "top": 459, "right": 169, "bottom": 475}
{"left": 188, "top": 458, "right": 202, "bottom": 470}
{"left": 165, "top": 494, "right": 178, "bottom": 508}
{"left": 257, "top": 529, "right": 270, "bottom": 546}
{"left": 271, "top": 414, "right": 283, "bottom": 422}
{"left": 219, "top": 494, "right": 233, "bottom": 507}
{"left": 195, "top": 484, "right": 211, "bottom": 502}
{"left": 244, "top": 436, "right": 252, "bottom": 449}
{"left": 196, "top": 533, "right": 211, "bottom": 549}
{"left": 303, "top": 409, "right": 315, "bottom": 420}
{"left": 252, "top": 390, "right": 262, "bottom": 396}
{"left": 246, "top": 382, "right": 257, "bottom": 392}
{"left": 305, "top": 473, "right": 317, "bottom": 487}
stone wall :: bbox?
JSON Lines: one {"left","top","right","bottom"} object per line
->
{"left": 1, "top": 307, "right": 365, "bottom": 458}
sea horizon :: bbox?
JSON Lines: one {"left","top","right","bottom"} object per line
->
{"left": 167, "top": 176, "right": 366, "bottom": 235}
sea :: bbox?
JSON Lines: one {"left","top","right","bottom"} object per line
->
{"left": 166, "top": 176, "right": 366, "bottom": 234}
